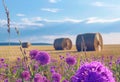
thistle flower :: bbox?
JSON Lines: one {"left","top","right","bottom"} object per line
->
{"left": 21, "top": 71, "right": 31, "bottom": 81}
{"left": 35, "top": 51, "right": 50, "bottom": 65}
{"left": 50, "top": 66, "right": 56, "bottom": 73}
{"left": 43, "top": 76, "right": 50, "bottom": 82}
{"left": 0, "top": 58, "right": 4, "bottom": 63}
{"left": 34, "top": 73, "right": 43, "bottom": 82}
{"left": 62, "top": 79, "right": 69, "bottom": 82}
{"left": 4, "top": 79, "right": 8, "bottom": 82}
{"left": 17, "top": 57, "right": 21, "bottom": 61}
{"left": 71, "top": 61, "right": 115, "bottom": 82}
{"left": 66, "top": 56, "right": 76, "bottom": 65}
{"left": 29, "top": 50, "right": 39, "bottom": 59}
{"left": 52, "top": 73, "right": 61, "bottom": 82}
{"left": 116, "top": 57, "right": 120, "bottom": 65}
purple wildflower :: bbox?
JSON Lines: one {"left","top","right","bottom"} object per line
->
{"left": 116, "top": 57, "right": 120, "bottom": 64}
{"left": 0, "top": 58, "right": 4, "bottom": 63}
{"left": 62, "top": 79, "right": 69, "bottom": 82}
{"left": 71, "top": 61, "right": 115, "bottom": 82}
{"left": 43, "top": 76, "right": 50, "bottom": 82}
{"left": 34, "top": 73, "right": 43, "bottom": 82}
{"left": 59, "top": 55, "right": 64, "bottom": 60}
{"left": 3, "top": 64, "right": 8, "bottom": 68}
{"left": 66, "top": 56, "right": 76, "bottom": 65}
{"left": 4, "top": 79, "right": 8, "bottom": 82}
{"left": 21, "top": 71, "right": 31, "bottom": 81}
{"left": 35, "top": 51, "right": 50, "bottom": 65}
{"left": 52, "top": 73, "right": 61, "bottom": 82}
{"left": 50, "top": 66, "right": 56, "bottom": 73}
{"left": 17, "top": 57, "right": 21, "bottom": 60}
{"left": 29, "top": 50, "right": 39, "bottom": 59}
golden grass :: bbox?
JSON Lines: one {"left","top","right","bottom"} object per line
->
{"left": 0, "top": 45, "right": 120, "bottom": 62}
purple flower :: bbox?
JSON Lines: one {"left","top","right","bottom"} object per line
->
{"left": 43, "top": 76, "right": 50, "bottom": 82}
{"left": 50, "top": 66, "right": 55, "bottom": 73}
{"left": 4, "top": 64, "right": 8, "bottom": 68}
{"left": 21, "top": 71, "right": 31, "bottom": 81}
{"left": 16, "top": 79, "right": 22, "bottom": 82}
{"left": 62, "top": 79, "right": 69, "bottom": 82}
{"left": 29, "top": 50, "right": 39, "bottom": 59}
{"left": 34, "top": 73, "right": 43, "bottom": 82}
{"left": 4, "top": 79, "right": 8, "bottom": 82}
{"left": 17, "top": 57, "right": 21, "bottom": 61}
{"left": 35, "top": 51, "right": 50, "bottom": 65}
{"left": 52, "top": 73, "right": 61, "bottom": 82}
{"left": 0, "top": 58, "right": 4, "bottom": 63}
{"left": 66, "top": 56, "right": 76, "bottom": 65}
{"left": 116, "top": 57, "right": 120, "bottom": 64}
{"left": 59, "top": 55, "right": 64, "bottom": 60}
{"left": 71, "top": 61, "right": 115, "bottom": 82}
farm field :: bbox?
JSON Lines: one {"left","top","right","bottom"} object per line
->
{"left": 0, "top": 44, "right": 120, "bottom": 62}
{"left": 0, "top": 44, "right": 120, "bottom": 82}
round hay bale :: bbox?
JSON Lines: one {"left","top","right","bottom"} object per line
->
{"left": 76, "top": 33, "right": 103, "bottom": 51}
{"left": 22, "top": 42, "right": 31, "bottom": 48}
{"left": 54, "top": 38, "right": 72, "bottom": 50}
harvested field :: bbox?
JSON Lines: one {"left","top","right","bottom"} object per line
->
{"left": 0, "top": 44, "right": 120, "bottom": 62}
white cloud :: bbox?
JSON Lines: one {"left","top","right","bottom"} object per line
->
{"left": 63, "top": 18, "right": 83, "bottom": 23}
{"left": 86, "top": 17, "right": 120, "bottom": 24}
{"left": 92, "top": 2, "right": 104, "bottom": 7}
{"left": 49, "top": 0, "right": 60, "bottom": 3}
{"left": 44, "top": 18, "right": 83, "bottom": 23}
{"left": 41, "top": 8, "right": 60, "bottom": 13}
{"left": 0, "top": 19, "right": 7, "bottom": 27}
{"left": 0, "top": 17, "right": 44, "bottom": 28}
{"left": 18, "top": 18, "right": 43, "bottom": 27}
{"left": 2, "top": 16, "right": 120, "bottom": 28}
{"left": 92, "top": 1, "right": 120, "bottom": 9}
{"left": 42, "top": 33, "right": 120, "bottom": 44}
{"left": 10, "top": 33, "right": 120, "bottom": 45}
{"left": 16, "top": 13, "right": 25, "bottom": 17}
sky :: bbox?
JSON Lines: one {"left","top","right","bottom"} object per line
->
{"left": 0, "top": 0, "right": 120, "bottom": 44}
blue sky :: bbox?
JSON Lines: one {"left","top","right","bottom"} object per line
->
{"left": 0, "top": 0, "right": 120, "bottom": 44}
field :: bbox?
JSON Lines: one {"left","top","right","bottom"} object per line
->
{"left": 0, "top": 44, "right": 120, "bottom": 82}
{"left": 0, "top": 44, "right": 120, "bottom": 62}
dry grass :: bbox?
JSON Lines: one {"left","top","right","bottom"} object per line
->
{"left": 0, "top": 45, "right": 120, "bottom": 62}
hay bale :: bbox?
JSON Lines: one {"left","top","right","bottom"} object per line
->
{"left": 22, "top": 42, "right": 31, "bottom": 48}
{"left": 76, "top": 33, "right": 103, "bottom": 51}
{"left": 54, "top": 38, "right": 72, "bottom": 50}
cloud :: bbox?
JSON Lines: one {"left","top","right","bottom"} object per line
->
{"left": 17, "top": 18, "right": 43, "bottom": 27}
{"left": 44, "top": 18, "right": 83, "bottom": 23}
{"left": 0, "top": 17, "right": 44, "bottom": 28}
{"left": 14, "top": 34, "right": 76, "bottom": 44}
{"left": 86, "top": 17, "right": 120, "bottom": 24}
{"left": 49, "top": 0, "right": 60, "bottom": 3}
{"left": 16, "top": 13, "right": 25, "bottom": 17}
{"left": 41, "top": 33, "right": 120, "bottom": 44}
{"left": 92, "top": 2, "right": 104, "bottom": 7}
{"left": 41, "top": 8, "right": 60, "bottom": 13}
{"left": 10, "top": 33, "right": 120, "bottom": 45}
{"left": 92, "top": 1, "right": 120, "bottom": 9}
{"left": 0, "top": 19, "right": 7, "bottom": 27}
{"left": 2, "top": 16, "right": 120, "bottom": 28}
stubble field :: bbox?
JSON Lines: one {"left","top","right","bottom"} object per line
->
{"left": 0, "top": 44, "right": 120, "bottom": 62}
